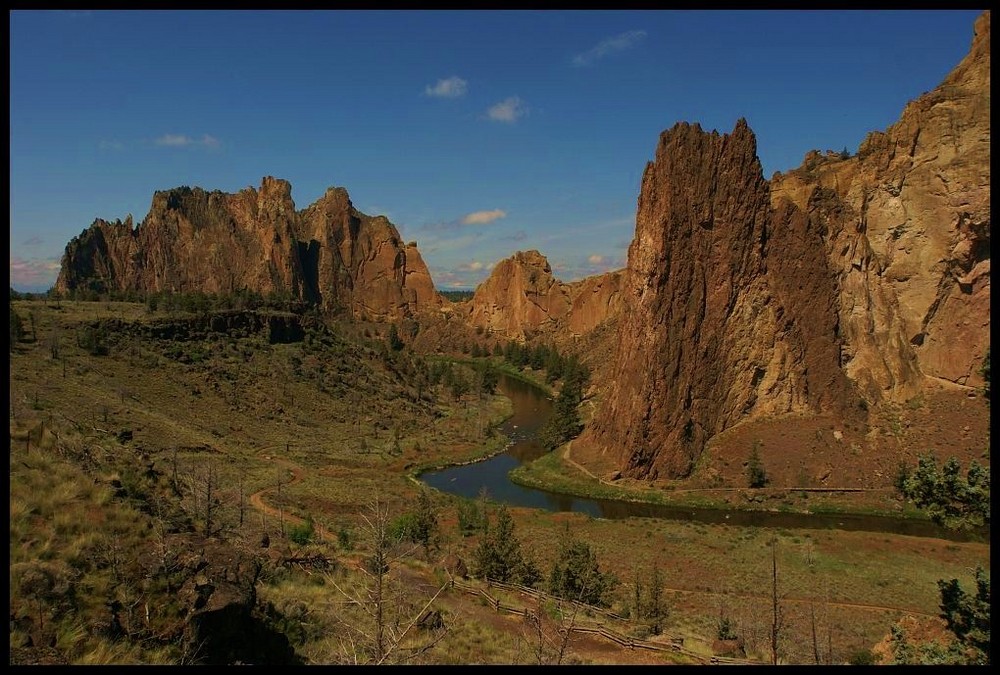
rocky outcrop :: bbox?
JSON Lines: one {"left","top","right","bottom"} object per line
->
{"left": 56, "top": 178, "right": 442, "bottom": 320}
{"left": 771, "top": 10, "right": 990, "bottom": 393}
{"left": 465, "top": 250, "right": 571, "bottom": 340}
{"left": 295, "top": 187, "right": 441, "bottom": 317}
{"left": 583, "top": 120, "right": 860, "bottom": 480}
{"left": 465, "top": 250, "right": 623, "bottom": 340}
{"left": 565, "top": 270, "right": 625, "bottom": 336}
{"left": 584, "top": 11, "right": 989, "bottom": 480}
{"left": 91, "top": 310, "right": 316, "bottom": 345}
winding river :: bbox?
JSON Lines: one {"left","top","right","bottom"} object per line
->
{"left": 420, "top": 374, "right": 987, "bottom": 542}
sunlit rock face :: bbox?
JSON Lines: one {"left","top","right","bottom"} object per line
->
{"left": 584, "top": 119, "right": 856, "bottom": 480}
{"left": 57, "top": 177, "right": 442, "bottom": 320}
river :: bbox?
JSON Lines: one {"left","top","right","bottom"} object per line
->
{"left": 419, "top": 373, "right": 987, "bottom": 542}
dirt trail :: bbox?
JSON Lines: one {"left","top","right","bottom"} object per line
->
{"left": 248, "top": 453, "right": 335, "bottom": 542}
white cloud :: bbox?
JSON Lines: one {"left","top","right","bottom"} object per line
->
{"left": 156, "top": 134, "right": 193, "bottom": 147}
{"left": 98, "top": 139, "right": 125, "bottom": 151}
{"left": 155, "top": 133, "right": 221, "bottom": 148}
{"left": 588, "top": 254, "right": 605, "bottom": 264}
{"left": 425, "top": 76, "right": 468, "bottom": 98}
{"left": 461, "top": 209, "right": 507, "bottom": 225}
{"left": 486, "top": 96, "right": 528, "bottom": 123}
{"left": 572, "top": 30, "right": 647, "bottom": 67}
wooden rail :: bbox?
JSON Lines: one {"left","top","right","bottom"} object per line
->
{"left": 447, "top": 576, "right": 756, "bottom": 665}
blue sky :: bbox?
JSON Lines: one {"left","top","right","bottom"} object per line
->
{"left": 9, "top": 9, "right": 984, "bottom": 292}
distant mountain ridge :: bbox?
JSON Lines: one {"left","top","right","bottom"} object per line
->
{"left": 56, "top": 177, "right": 441, "bottom": 320}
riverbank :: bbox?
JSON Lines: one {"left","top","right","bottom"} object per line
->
{"left": 507, "top": 440, "right": 929, "bottom": 519}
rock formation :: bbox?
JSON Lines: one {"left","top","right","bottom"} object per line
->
{"left": 582, "top": 120, "right": 859, "bottom": 479}
{"left": 565, "top": 270, "right": 625, "bottom": 336}
{"left": 770, "top": 10, "right": 990, "bottom": 395}
{"left": 584, "top": 10, "right": 989, "bottom": 479}
{"left": 56, "top": 177, "right": 442, "bottom": 320}
{"left": 465, "top": 250, "right": 623, "bottom": 341}
{"left": 465, "top": 250, "right": 571, "bottom": 340}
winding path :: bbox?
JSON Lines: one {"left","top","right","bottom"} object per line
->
{"left": 248, "top": 453, "right": 335, "bottom": 542}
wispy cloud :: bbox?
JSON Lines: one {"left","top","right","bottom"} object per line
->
{"left": 572, "top": 30, "right": 647, "bottom": 67}
{"left": 9, "top": 256, "right": 61, "bottom": 289}
{"left": 425, "top": 76, "right": 468, "bottom": 98}
{"left": 416, "top": 231, "right": 485, "bottom": 255}
{"left": 420, "top": 208, "right": 509, "bottom": 233}
{"left": 505, "top": 230, "right": 528, "bottom": 242}
{"left": 461, "top": 209, "right": 507, "bottom": 225}
{"left": 547, "top": 254, "right": 626, "bottom": 283}
{"left": 486, "top": 96, "right": 528, "bottom": 123}
{"left": 98, "top": 139, "right": 125, "bottom": 151}
{"left": 431, "top": 259, "right": 496, "bottom": 289}
{"left": 22, "top": 236, "right": 43, "bottom": 247}
{"left": 154, "top": 133, "right": 221, "bottom": 149}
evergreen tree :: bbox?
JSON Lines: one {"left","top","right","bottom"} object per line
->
{"left": 747, "top": 442, "right": 768, "bottom": 488}
{"left": 937, "top": 566, "right": 990, "bottom": 664}
{"left": 547, "top": 536, "right": 617, "bottom": 607}
{"left": 646, "top": 563, "right": 667, "bottom": 634}
{"left": 473, "top": 504, "right": 537, "bottom": 586}
{"left": 538, "top": 378, "right": 584, "bottom": 451}
{"left": 901, "top": 454, "right": 990, "bottom": 529}
{"left": 479, "top": 363, "right": 498, "bottom": 395}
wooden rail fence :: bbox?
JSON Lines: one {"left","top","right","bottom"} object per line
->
{"left": 448, "top": 576, "right": 755, "bottom": 665}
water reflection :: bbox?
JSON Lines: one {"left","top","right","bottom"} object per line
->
{"left": 419, "top": 374, "right": 988, "bottom": 543}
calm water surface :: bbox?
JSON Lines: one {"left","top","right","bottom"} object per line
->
{"left": 419, "top": 374, "right": 987, "bottom": 543}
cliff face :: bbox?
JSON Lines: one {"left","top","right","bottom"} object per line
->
{"left": 295, "top": 187, "right": 441, "bottom": 316}
{"left": 583, "top": 11, "right": 989, "bottom": 480}
{"left": 56, "top": 177, "right": 441, "bottom": 319}
{"left": 771, "top": 10, "right": 990, "bottom": 394}
{"left": 465, "top": 250, "right": 623, "bottom": 341}
{"left": 583, "top": 120, "right": 857, "bottom": 479}
{"left": 565, "top": 270, "right": 625, "bottom": 336}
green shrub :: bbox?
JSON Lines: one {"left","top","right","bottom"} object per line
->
{"left": 288, "top": 518, "right": 315, "bottom": 545}
{"left": 849, "top": 648, "right": 876, "bottom": 665}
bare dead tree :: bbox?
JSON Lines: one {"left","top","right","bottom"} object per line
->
{"left": 204, "top": 461, "right": 217, "bottom": 537}
{"left": 632, "top": 564, "right": 643, "bottom": 622}
{"left": 238, "top": 473, "right": 246, "bottom": 529}
{"left": 810, "top": 602, "right": 821, "bottom": 664}
{"left": 325, "top": 494, "right": 450, "bottom": 665}
{"left": 171, "top": 447, "right": 180, "bottom": 496}
{"left": 770, "top": 537, "right": 784, "bottom": 666}
{"left": 277, "top": 474, "right": 284, "bottom": 537}
{"left": 522, "top": 599, "right": 557, "bottom": 665}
